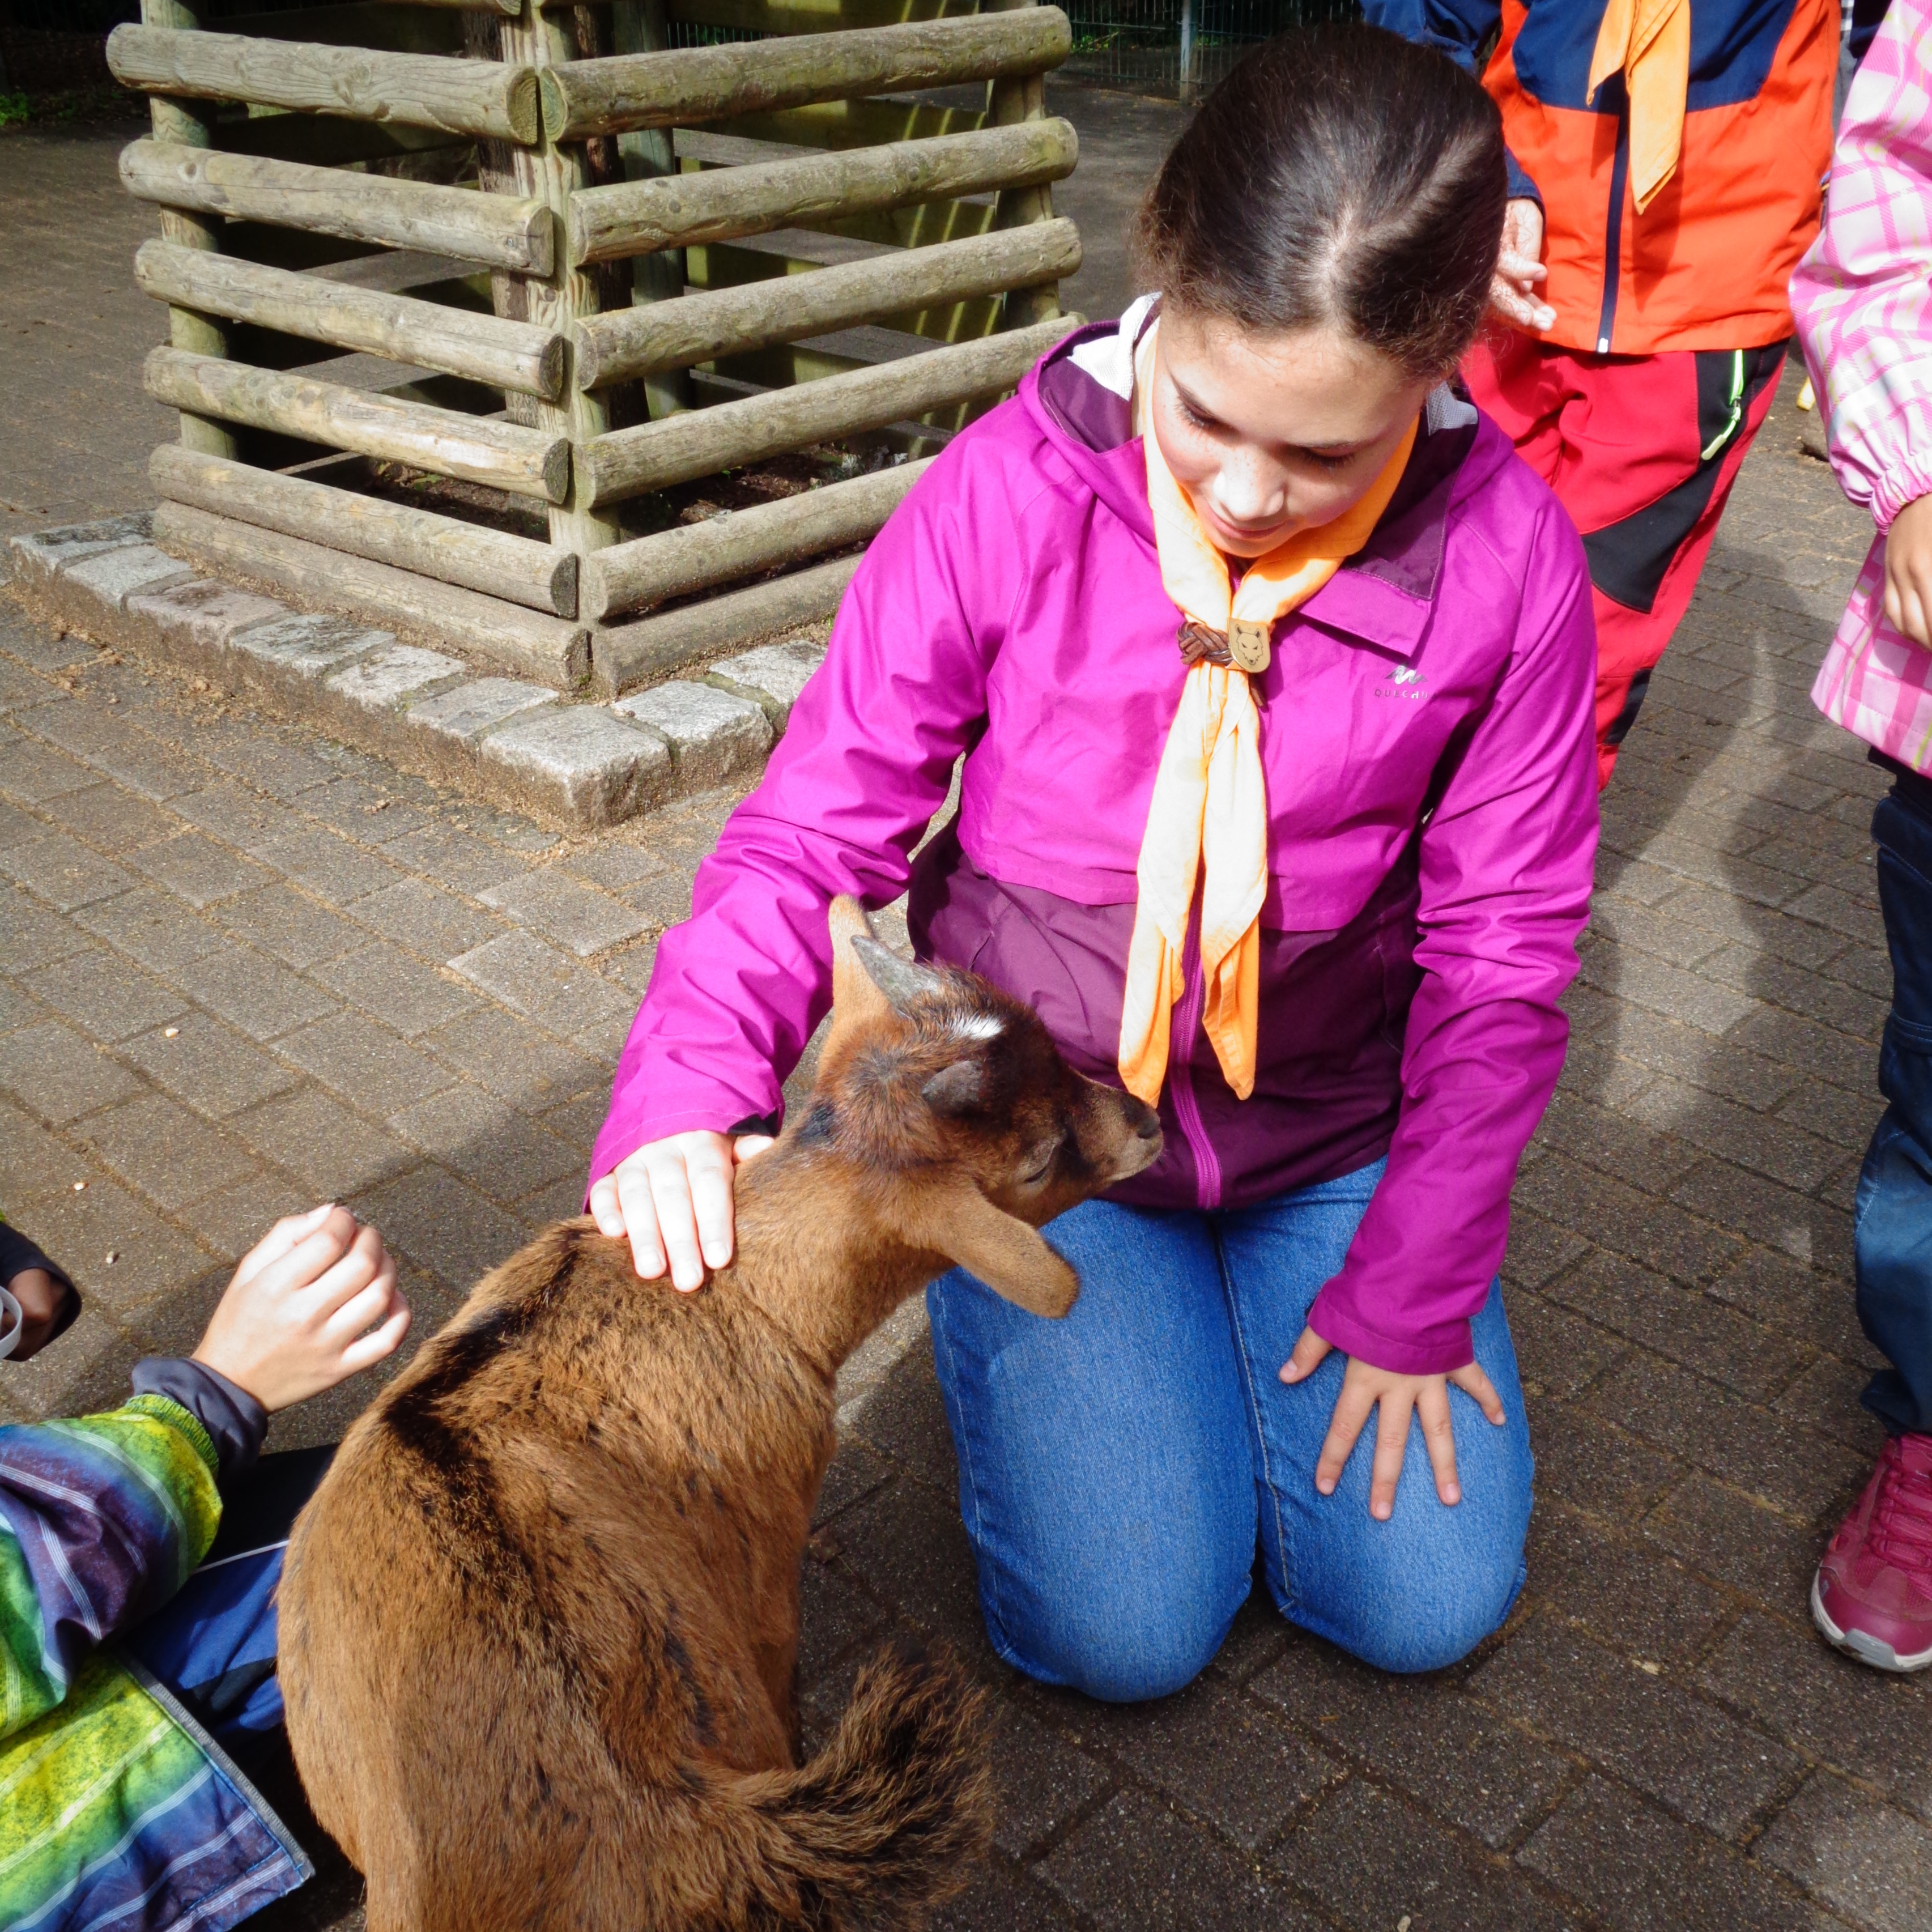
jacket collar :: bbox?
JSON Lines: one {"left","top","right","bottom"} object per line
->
{"left": 1022, "top": 307, "right": 1496, "bottom": 661}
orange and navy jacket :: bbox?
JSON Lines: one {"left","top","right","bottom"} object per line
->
{"left": 1365, "top": 2, "right": 1837, "bottom": 357}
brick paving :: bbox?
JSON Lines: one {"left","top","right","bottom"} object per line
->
{"left": 3, "top": 116, "right": 1930, "bottom": 1932}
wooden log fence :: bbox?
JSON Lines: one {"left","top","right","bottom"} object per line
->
{"left": 151, "top": 446, "right": 578, "bottom": 615}
{"left": 567, "top": 118, "right": 1077, "bottom": 263}
{"left": 108, "top": 26, "right": 542, "bottom": 143}
{"left": 153, "top": 500, "right": 589, "bottom": 687}
{"left": 135, "top": 240, "right": 567, "bottom": 397}
{"left": 143, "top": 347, "right": 572, "bottom": 501}
{"left": 539, "top": 10, "right": 1070, "bottom": 138}
{"left": 109, "top": 0, "right": 1079, "bottom": 697}
{"left": 583, "top": 459, "right": 929, "bottom": 618}
{"left": 122, "top": 141, "right": 554, "bottom": 272}
{"left": 581, "top": 314, "right": 1075, "bottom": 503}
{"left": 576, "top": 219, "right": 1078, "bottom": 385}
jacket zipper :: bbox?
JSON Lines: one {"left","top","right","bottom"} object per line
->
{"left": 1167, "top": 913, "right": 1223, "bottom": 1210}
{"left": 1595, "top": 93, "right": 1631, "bottom": 355}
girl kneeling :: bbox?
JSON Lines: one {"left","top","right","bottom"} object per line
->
{"left": 590, "top": 25, "right": 1598, "bottom": 1694}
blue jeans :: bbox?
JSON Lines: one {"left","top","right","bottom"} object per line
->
{"left": 1853, "top": 776, "right": 1932, "bottom": 1437}
{"left": 926, "top": 1160, "right": 1535, "bottom": 1699}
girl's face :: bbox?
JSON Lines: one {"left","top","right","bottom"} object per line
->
{"left": 1149, "top": 308, "right": 1436, "bottom": 558}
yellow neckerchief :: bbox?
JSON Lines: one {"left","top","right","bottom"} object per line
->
{"left": 1118, "top": 322, "right": 1416, "bottom": 1106}
{"left": 1588, "top": 0, "right": 1691, "bottom": 213}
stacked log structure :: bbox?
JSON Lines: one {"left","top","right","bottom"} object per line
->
{"left": 110, "top": 0, "right": 1081, "bottom": 693}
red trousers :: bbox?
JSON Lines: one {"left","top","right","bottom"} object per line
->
{"left": 1462, "top": 332, "right": 1786, "bottom": 788}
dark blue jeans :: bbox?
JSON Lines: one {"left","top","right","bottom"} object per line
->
{"left": 926, "top": 1161, "right": 1534, "bottom": 1697}
{"left": 1856, "top": 777, "right": 1932, "bottom": 1438}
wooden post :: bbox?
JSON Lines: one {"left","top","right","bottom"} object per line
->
{"left": 141, "top": 0, "right": 237, "bottom": 459}
{"left": 613, "top": 0, "right": 693, "bottom": 419}
{"left": 500, "top": 0, "right": 622, "bottom": 558}
{"left": 984, "top": 0, "right": 1060, "bottom": 329}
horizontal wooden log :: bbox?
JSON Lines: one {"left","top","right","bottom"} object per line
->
{"left": 577, "top": 220, "right": 1078, "bottom": 385}
{"left": 135, "top": 240, "right": 565, "bottom": 398}
{"left": 570, "top": 119, "right": 1073, "bottom": 266}
{"left": 108, "top": 25, "right": 539, "bottom": 143}
{"left": 150, "top": 446, "right": 577, "bottom": 616}
{"left": 585, "top": 460, "right": 926, "bottom": 617}
{"left": 144, "top": 347, "right": 572, "bottom": 502}
{"left": 541, "top": 10, "right": 1070, "bottom": 140}
{"left": 595, "top": 554, "right": 859, "bottom": 695}
{"left": 154, "top": 500, "right": 588, "bottom": 687}
{"left": 685, "top": 237, "right": 1005, "bottom": 347}
{"left": 121, "top": 141, "right": 553, "bottom": 274}
{"left": 669, "top": 0, "right": 978, "bottom": 32}
{"left": 581, "top": 313, "right": 1073, "bottom": 503}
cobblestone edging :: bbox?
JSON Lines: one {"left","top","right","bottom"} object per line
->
{"left": 3, "top": 516, "right": 827, "bottom": 832}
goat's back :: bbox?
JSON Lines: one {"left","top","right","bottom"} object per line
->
{"left": 279, "top": 1220, "right": 835, "bottom": 1932}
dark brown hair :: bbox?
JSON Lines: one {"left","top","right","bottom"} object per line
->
{"left": 1133, "top": 24, "right": 1507, "bottom": 378}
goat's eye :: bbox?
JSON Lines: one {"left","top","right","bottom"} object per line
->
{"left": 1020, "top": 1146, "right": 1058, "bottom": 1185}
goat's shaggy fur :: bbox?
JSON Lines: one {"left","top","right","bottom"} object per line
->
{"left": 278, "top": 898, "right": 1161, "bottom": 1931}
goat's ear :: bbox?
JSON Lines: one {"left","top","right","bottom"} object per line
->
{"left": 899, "top": 1174, "right": 1079, "bottom": 1319}
{"left": 921, "top": 1059, "right": 983, "bottom": 1114}
{"left": 828, "top": 895, "right": 890, "bottom": 1036}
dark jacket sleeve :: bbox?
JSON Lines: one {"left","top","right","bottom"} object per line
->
{"left": 131, "top": 1359, "right": 269, "bottom": 1482}
{"left": 1360, "top": 0, "right": 1542, "bottom": 205}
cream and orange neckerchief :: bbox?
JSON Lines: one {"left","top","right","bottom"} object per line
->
{"left": 1588, "top": 0, "right": 1690, "bottom": 214}
{"left": 1117, "top": 321, "right": 1416, "bottom": 1108}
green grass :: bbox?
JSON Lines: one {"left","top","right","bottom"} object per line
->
{"left": 0, "top": 87, "right": 146, "bottom": 130}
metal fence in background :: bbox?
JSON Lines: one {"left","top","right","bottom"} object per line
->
{"left": 1061, "top": 0, "right": 1360, "bottom": 99}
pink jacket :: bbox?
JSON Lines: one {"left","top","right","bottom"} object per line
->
{"left": 592, "top": 322, "right": 1599, "bottom": 1374}
{"left": 1794, "top": 2, "right": 1932, "bottom": 770}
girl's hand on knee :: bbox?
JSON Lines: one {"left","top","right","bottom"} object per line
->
{"left": 1281, "top": 1327, "right": 1505, "bottom": 1521}
{"left": 193, "top": 1205, "right": 411, "bottom": 1412}
{"left": 588, "top": 1131, "right": 776, "bottom": 1291}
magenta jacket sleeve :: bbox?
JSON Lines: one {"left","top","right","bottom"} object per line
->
{"left": 1306, "top": 499, "right": 1599, "bottom": 1376}
{"left": 588, "top": 440, "right": 1033, "bottom": 1185}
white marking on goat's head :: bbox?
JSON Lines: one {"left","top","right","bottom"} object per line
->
{"left": 951, "top": 1013, "right": 1005, "bottom": 1042}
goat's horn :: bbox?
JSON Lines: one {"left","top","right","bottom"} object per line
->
{"left": 850, "top": 935, "right": 945, "bottom": 1011}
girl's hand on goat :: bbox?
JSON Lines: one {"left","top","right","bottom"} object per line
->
{"left": 193, "top": 1205, "right": 411, "bottom": 1412}
{"left": 1884, "top": 493, "right": 1932, "bottom": 647}
{"left": 1279, "top": 1326, "right": 1505, "bottom": 1520}
{"left": 589, "top": 1131, "right": 778, "bottom": 1291}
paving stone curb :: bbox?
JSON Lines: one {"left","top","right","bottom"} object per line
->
{"left": 4, "top": 517, "right": 825, "bottom": 833}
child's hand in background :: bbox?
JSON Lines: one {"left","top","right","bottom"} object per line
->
{"left": 193, "top": 1205, "right": 410, "bottom": 1412}
{"left": 5, "top": 1268, "right": 71, "bottom": 1361}
{"left": 1490, "top": 197, "right": 1556, "bottom": 335}
{"left": 1885, "top": 493, "right": 1932, "bottom": 646}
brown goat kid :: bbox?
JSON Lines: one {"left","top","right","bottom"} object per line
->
{"left": 278, "top": 896, "right": 1162, "bottom": 1932}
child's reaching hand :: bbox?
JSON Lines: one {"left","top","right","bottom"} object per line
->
{"left": 193, "top": 1204, "right": 410, "bottom": 1412}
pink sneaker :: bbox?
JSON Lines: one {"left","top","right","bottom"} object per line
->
{"left": 1812, "top": 1432, "right": 1932, "bottom": 1674}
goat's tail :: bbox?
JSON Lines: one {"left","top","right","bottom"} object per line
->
{"left": 701, "top": 1641, "right": 993, "bottom": 1931}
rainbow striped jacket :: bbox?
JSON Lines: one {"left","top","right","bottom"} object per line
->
{"left": 0, "top": 1397, "right": 308, "bottom": 1932}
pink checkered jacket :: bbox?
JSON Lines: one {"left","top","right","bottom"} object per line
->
{"left": 1793, "top": 1, "right": 1932, "bottom": 772}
